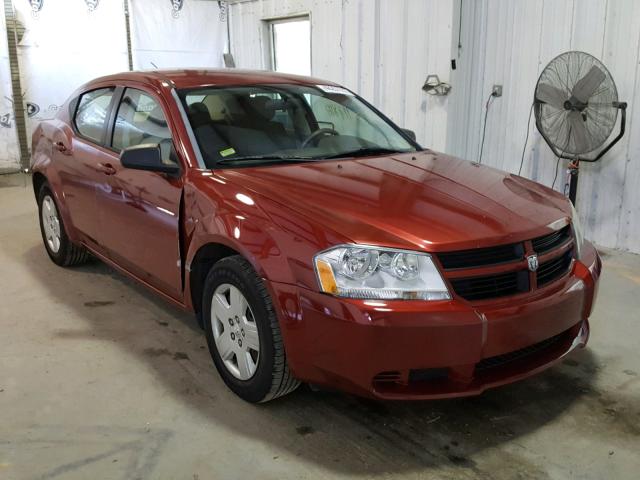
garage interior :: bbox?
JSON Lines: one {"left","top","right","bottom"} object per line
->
{"left": 1, "top": 0, "right": 639, "bottom": 479}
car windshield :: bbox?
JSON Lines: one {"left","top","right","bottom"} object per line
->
{"left": 179, "top": 84, "right": 417, "bottom": 168}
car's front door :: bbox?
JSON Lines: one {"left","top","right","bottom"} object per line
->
{"left": 96, "top": 86, "right": 183, "bottom": 301}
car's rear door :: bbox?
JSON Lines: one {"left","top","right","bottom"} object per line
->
{"left": 95, "top": 85, "right": 184, "bottom": 300}
{"left": 55, "top": 87, "right": 118, "bottom": 245}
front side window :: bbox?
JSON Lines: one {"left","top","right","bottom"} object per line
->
{"left": 180, "top": 84, "right": 417, "bottom": 169}
{"left": 74, "top": 88, "right": 115, "bottom": 144}
{"left": 112, "top": 88, "right": 175, "bottom": 164}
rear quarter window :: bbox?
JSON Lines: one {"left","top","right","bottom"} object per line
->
{"left": 74, "top": 88, "right": 115, "bottom": 144}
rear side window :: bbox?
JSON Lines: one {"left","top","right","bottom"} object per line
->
{"left": 74, "top": 88, "right": 115, "bottom": 144}
{"left": 112, "top": 88, "right": 175, "bottom": 164}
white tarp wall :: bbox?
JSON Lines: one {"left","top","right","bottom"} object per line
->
{"left": 228, "top": 0, "right": 454, "bottom": 152}
{"left": 0, "top": 5, "right": 20, "bottom": 172}
{"left": 447, "top": 0, "right": 640, "bottom": 254}
{"left": 13, "top": 0, "right": 130, "bottom": 140}
{"left": 0, "top": 0, "right": 228, "bottom": 169}
{"left": 130, "top": 0, "right": 228, "bottom": 70}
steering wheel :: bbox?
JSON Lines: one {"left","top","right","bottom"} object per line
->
{"left": 301, "top": 128, "right": 339, "bottom": 148}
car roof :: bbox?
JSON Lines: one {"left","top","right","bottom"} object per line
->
{"left": 87, "top": 69, "right": 341, "bottom": 90}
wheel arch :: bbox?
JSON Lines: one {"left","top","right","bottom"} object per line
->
{"left": 32, "top": 171, "right": 48, "bottom": 199}
{"left": 188, "top": 241, "right": 243, "bottom": 327}
{"left": 31, "top": 169, "right": 80, "bottom": 243}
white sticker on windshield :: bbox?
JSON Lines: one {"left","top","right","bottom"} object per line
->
{"left": 316, "top": 85, "right": 354, "bottom": 96}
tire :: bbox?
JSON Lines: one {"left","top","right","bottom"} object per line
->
{"left": 37, "top": 183, "right": 90, "bottom": 267}
{"left": 202, "top": 255, "right": 300, "bottom": 402}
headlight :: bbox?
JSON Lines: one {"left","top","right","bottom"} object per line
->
{"left": 314, "top": 245, "right": 450, "bottom": 300}
{"left": 570, "top": 202, "right": 584, "bottom": 259}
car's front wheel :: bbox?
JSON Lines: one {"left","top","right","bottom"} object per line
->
{"left": 37, "top": 183, "right": 90, "bottom": 267}
{"left": 202, "top": 255, "right": 300, "bottom": 402}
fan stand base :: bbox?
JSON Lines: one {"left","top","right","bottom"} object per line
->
{"left": 564, "top": 159, "right": 580, "bottom": 205}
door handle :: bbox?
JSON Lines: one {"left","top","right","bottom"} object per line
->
{"left": 98, "top": 162, "right": 117, "bottom": 175}
{"left": 54, "top": 141, "right": 69, "bottom": 153}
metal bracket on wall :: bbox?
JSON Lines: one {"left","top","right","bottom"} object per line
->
{"left": 3, "top": 0, "right": 30, "bottom": 171}
{"left": 422, "top": 74, "right": 452, "bottom": 96}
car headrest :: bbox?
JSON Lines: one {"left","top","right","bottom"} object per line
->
{"left": 188, "top": 102, "right": 212, "bottom": 128}
{"left": 247, "top": 96, "right": 276, "bottom": 121}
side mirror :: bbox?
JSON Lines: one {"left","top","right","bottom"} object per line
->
{"left": 401, "top": 128, "right": 416, "bottom": 141}
{"left": 120, "top": 143, "right": 180, "bottom": 176}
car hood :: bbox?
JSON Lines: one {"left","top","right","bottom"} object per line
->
{"left": 221, "top": 150, "right": 571, "bottom": 251}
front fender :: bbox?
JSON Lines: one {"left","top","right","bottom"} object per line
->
{"left": 31, "top": 122, "right": 81, "bottom": 244}
{"left": 182, "top": 177, "right": 301, "bottom": 312}
{"left": 182, "top": 172, "right": 352, "bottom": 312}
{"left": 183, "top": 180, "right": 293, "bottom": 279}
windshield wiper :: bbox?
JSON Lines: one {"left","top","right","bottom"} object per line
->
{"left": 322, "top": 147, "right": 404, "bottom": 159}
{"left": 216, "top": 155, "right": 319, "bottom": 165}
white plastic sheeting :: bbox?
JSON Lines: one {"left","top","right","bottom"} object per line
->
{"left": 13, "top": 0, "right": 129, "bottom": 140}
{"left": 130, "top": 0, "right": 228, "bottom": 70}
{"left": 0, "top": 0, "right": 228, "bottom": 170}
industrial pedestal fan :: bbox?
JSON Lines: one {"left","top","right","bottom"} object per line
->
{"left": 534, "top": 51, "right": 627, "bottom": 204}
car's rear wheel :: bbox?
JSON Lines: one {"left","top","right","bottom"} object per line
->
{"left": 37, "top": 183, "right": 90, "bottom": 267}
{"left": 202, "top": 255, "right": 300, "bottom": 402}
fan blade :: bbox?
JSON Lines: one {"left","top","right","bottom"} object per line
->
{"left": 537, "top": 83, "right": 567, "bottom": 109}
{"left": 568, "top": 111, "right": 590, "bottom": 154}
{"left": 572, "top": 65, "right": 606, "bottom": 103}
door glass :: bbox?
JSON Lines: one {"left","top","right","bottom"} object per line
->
{"left": 270, "top": 17, "right": 311, "bottom": 76}
{"left": 74, "top": 88, "right": 115, "bottom": 144}
{"left": 112, "top": 89, "right": 175, "bottom": 164}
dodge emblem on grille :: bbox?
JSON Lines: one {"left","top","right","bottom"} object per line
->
{"left": 527, "top": 255, "right": 539, "bottom": 272}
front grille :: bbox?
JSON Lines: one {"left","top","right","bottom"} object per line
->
{"left": 532, "top": 225, "right": 571, "bottom": 253}
{"left": 450, "top": 270, "right": 529, "bottom": 301}
{"left": 438, "top": 243, "right": 523, "bottom": 269}
{"left": 537, "top": 249, "right": 573, "bottom": 286}
{"left": 438, "top": 225, "right": 575, "bottom": 302}
{"left": 475, "top": 329, "right": 568, "bottom": 372}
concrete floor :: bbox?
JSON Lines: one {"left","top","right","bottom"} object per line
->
{"left": 1, "top": 180, "right": 639, "bottom": 480}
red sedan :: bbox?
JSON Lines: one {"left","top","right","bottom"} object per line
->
{"left": 31, "top": 69, "right": 601, "bottom": 402}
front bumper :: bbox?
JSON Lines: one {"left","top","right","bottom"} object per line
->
{"left": 268, "top": 241, "right": 601, "bottom": 400}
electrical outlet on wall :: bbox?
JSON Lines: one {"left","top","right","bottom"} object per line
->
{"left": 492, "top": 85, "right": 503, "bottom": 97}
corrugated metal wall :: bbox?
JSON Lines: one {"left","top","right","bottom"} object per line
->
{"left": 228, "top": 0, "right": 454, "bottom": 152}
{"left": 448, "top": 0, "right": 640, "bottom": 253}
{"left": 230, "top": 0, "right": 640, "bottom": 254}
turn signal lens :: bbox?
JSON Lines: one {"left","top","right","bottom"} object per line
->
{"left": 315, "top": 258, "right": 338, "bottom": 294}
